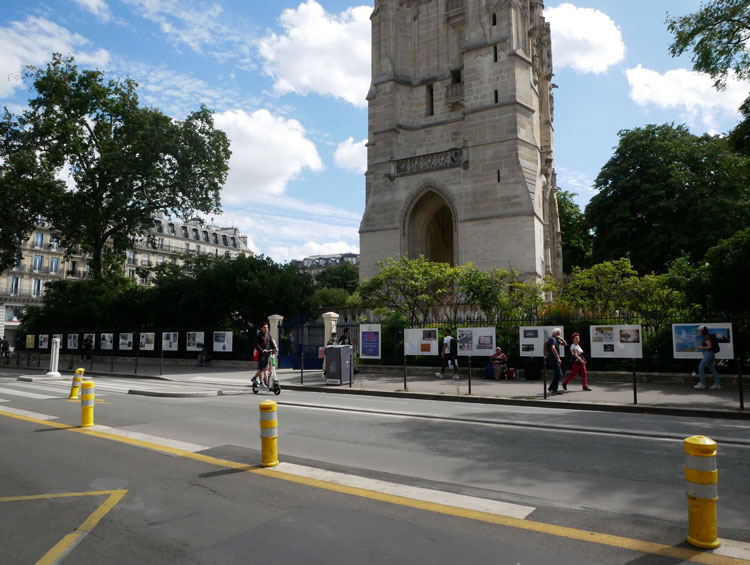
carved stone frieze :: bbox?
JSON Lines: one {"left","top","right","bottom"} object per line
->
{"left": 391, "top": 148, "right": 466, "bottom": 178}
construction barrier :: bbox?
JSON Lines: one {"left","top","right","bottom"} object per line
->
{"left": 259, "top": 400, "right": 279, "bottom": 468}
{"left": 68, "top": 368, "right": 85, "bottom": 400}
{"left": 685, "top": 435, "right": 720, "bottom": 549}
{"left": 81, "top": 380, "right": 95, "bottom": 428}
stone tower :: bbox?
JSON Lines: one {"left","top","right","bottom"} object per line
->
{"left": 359, "top": 0, "right": 563, "bottom": 280}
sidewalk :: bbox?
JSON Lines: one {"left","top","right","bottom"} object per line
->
{"left": 9, "top": 358, "right": 748, "bottom": 418}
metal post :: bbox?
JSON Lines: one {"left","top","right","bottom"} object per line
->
{"left": 110, "top": 344, "right": 114, "bottom": 373}
{"left": 632, "top": 358, "right": 638, "bottom": 405}
{"left": 468, "top": 355, "right": 472, "bottom": 395}
{"left": 259, "top": 400, "right": 279, "bottom": 467}
{"left": 80, "top": 380, "right": 95, "bottom": 428}
{"left": 738, "top": 358, "right": 744, "bottom": 412}
{"left": 300, "top": 349, "right": 304, "bottom": 385}
{"left": 160, "top": 347, "right": 164, "bottom": 376}
{"left": 684, "top": 435, "right": 719, "bottom": 549}
{"left": 543, "top": 357, "right": 547, "bottom": 400}
{"left": 403, "top": 356, "right": 407, "bottom": 392}
{"left": 134, "top": 341, "right": 139, "bottom": 374}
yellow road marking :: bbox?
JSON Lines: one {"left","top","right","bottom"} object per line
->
{"left": 1, "top": 408, "right": 747, "bottom": 564}
{"left": 0, "top": 489, "right": 127, "bottom": 565}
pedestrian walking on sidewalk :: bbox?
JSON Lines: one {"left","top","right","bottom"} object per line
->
{"left": 546, "top": 328, "right": 567, "bottom": 395}
{"left": 436, "top": 329, "right": 459, "bottom": 379}
{"left": 694, "top": 325, "right": 721, "bottom": 390}
{"left": 562, "top": 333, "right": 591, "bottom": 391}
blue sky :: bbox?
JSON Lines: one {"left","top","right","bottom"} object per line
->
{"left": 1, "top": 1, "right": 748, "bottom": 263}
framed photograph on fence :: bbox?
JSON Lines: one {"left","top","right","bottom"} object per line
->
{"left": 404, "top": 328, "right": 438, "bottom": 356}
{"left": 186, "top": 331, "right": 204, "bottom": 352}
{"left": 39, "top": 335, "right": 49, "bottom": 349}
{"left": 67, "top": 334, "right": 78, "bottom": 349}
{"left": 162, "top": 332, "right": 179, "bottom": 352}
{"left": 589, "top": 325, "right": 642, "bottom": 358}
{"left": 213, "top": 331, "right": 233, "bottom": 352}
{"left": 100, "top": 333, "right": 113, "bottom": 350}
{"left": 519, "top": 326, "right": 565, "bottom": 358}
{"left": 672, "top": 323, "right": 733, "bottom": 360}
{"left": 456, "top": 327, "right": 495, "bottom": 356}
{"left": 139, "top": 332, "right": 155, "bottom": 351}
{"left": 119, "top": 333, "right": 133, "bottom": 350}
{"left": 359, "top": 324, "right": 381, "bottom": 359}
{"left": 26, "top": 335, "right": 35, "bottom": 349}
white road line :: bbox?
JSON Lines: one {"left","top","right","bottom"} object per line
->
{"left": 714, "top": 538, "right": 750, "bottom": 561}
{"left": 0, "top": 406, "right": 58, "bottom": 420}
{"left": 273, "top": 462, "right": 536, "bottom": 519}
{"left": 0, "top": 387, "right": 57, "bottom": 399}
{"left": 88, "top": 425, "right": 209, "bottom": 453}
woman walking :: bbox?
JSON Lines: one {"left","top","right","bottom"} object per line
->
{"left": 562, "top": 333, "right": 591, "bottom": 391}
{"left": 694, "top": 325, "right": 721, "bottom": 390}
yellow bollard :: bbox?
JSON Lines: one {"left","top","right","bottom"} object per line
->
{"left": 684, "top": 435, "right": 720, "bottom": 549}
{"left": 259, "top": 400, "right": 279, "bottom": 467}
{"left": 81, "top": 380, "right": 95, "bottom": 428}
{"left": 68, "top": 368, "right": 85, "bottom": 400}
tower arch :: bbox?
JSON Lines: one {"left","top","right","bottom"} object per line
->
{"left": 403, "top": 187, "right": 456, "bottom": 265}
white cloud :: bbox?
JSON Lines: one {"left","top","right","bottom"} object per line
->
{"left": 74, "top": 0, "right": 112, "bottom": 22}
{"left": 0, "top": 16, "right": 109, "bottom": 98}
{"left": 268, "top": 240, "right": 359, "bottom": 264}
{"left": 556, "top": 167, "right": 596, "bottom": 208}
{"left": 544, "top": 3, "right": 625, "bottom": 74}
{"left": 333, "top": 137, "right": 367, "bottom": 174}
{"left": 122, "top": 0, "right": 249, "bottom": 60}
{"left": 258, "top": 0, "right": 371, "bottom": 107}
{"left": 213, "top": 109, "right": 324, "bottom": 203}
{"left": 626, "top": 65, "right": 747, "bottom": 132}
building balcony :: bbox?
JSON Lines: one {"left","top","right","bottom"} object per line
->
{"left": 444, "top": 82, "right": 464, "bottom": 105}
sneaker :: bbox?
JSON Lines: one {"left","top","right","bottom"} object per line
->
{"left": 693, "top": 383, "right": 706, "bottom": 390}
{"left": 435, "top": 372, "right": 443, "bottom": 379}
{"left": 452, "top": 375, "right": 460, "bottom": 380}
{"left": 709, "top": 384, "right": 721, "bottom": 390}
{"left": 562, "top": 383, "right": 567, "bottom": 391}
{"left": 582, "top": 387, "right": 592, "bottom": 391}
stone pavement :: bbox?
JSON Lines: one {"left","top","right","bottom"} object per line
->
{"left": 7, "top": 358, "right": 747, "bottom": 417}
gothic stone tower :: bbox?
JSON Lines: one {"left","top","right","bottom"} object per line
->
{"left": 359, "top": 0, "right": 563, "bottom": 280}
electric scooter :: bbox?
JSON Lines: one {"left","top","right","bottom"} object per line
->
{"left": 252, "top": 351, "right": 281, "bottom": 395}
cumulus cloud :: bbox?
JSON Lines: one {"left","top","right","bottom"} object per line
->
{"left": 626, "top": 65, "right": 747, "bottom": 132}
{"left": 0, "top": 16, "right": 109, "bottom": 98}
{"left": 213, "top": 109, "right": 324, "bottom": 203}
{"left": 258, "top": 0, "right": 371, "bottom": 107}
{"left": 74, "top": 0, "right": 112, "bottom": 22}
{"left": 544, "top": 3, "right": 625, "bottom": 74}
{"left": 334, "top": 137, "right": 367, "bottom": 174}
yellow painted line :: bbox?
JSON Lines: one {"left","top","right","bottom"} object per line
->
{"left": 1, "top": 409, "right": 747, "bottom": 564}
{"left": 0, "top": 489, "right": 127, "bottom": 565}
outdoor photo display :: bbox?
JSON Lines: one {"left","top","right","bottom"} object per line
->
{"left": 456, "top": 327, "right": 495, "bottom": 357}
{"left": 119, "top": 333, "right": 133, "bottom": 350}
{"left": 518, "top": 326, "right": 565, "bottom": 358}
{"left": 38, "top": 335, "right": 49, "bottom": 349}
{"left": 83, "top": 333, "right": 95, "bottom": 349}
{"left": 67, "top": 334, "right": 78, "bottom": 349}
{"left": 53, "top": 334, "right": 62, "bottom": 347}
{"left": 213, "top": 331, "right": 233, "bottom": 352}
{"left": 404, "top": 328, "right": 439, "bottom": 356}
{"left": 359, "top": 324, "right": 382, "bottom": 359}
{"left": 162, "top": 332, "right": 179, "bottom": 351}
{"left": 589, "top": 325, "right": 643, "bottom": 358}
{"left": 186, "top": 331, "right": 205, "bottom": 352}
{"left": 26, "top": 335, "right": 35, "bottom": 349}
{"left": 139, "top": 332, "right": 155, "bottom": 351}
{"left": 100, "top": 333, "right": 113, "bottom": 350}
{"left": 672, "top": 323, "right": 734, "bottom": 360}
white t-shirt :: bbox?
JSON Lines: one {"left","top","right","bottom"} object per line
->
{"left": 571, "top": 343, "right": 584, "bottom": 359}
{"left": 443, "top": 335, "right": 453, "bottom": 356}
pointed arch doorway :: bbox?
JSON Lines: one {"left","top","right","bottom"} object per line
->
{"left": 406, "top": 190, "right": 455, "bottom": 265}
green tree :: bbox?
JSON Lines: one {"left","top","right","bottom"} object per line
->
{"left": 703, "top": 227, "right": 750, "bottom": 313}
{"left": 313, "top": 287, "right": 350, "bottom": 309}
{"left": 0, "top": 54, "right": 231, "bottom": 279}
{"left": 667, "top": 0, "right": 750, "bottom": 90}
{"left": 358, "top": 256, "right": 454, "bottom": 324}
{"left": 557, "top": 190, "right": 593, "bottom": 272}
{"left": 559, "top": 258, "right": 639, "bottom": 314}
{"left": 585, "top": 124, "right": 750, "bottom": 273}
{"left": 315, "top": 262, "right": 359, "bottom": 293}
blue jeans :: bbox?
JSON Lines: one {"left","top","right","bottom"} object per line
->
{"left": 548, "top": 362, "right": 562, "bottom": 391}
{"left": 698, "top": 351, "right": 720, "bottom": 385}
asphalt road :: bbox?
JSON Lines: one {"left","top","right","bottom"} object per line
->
{"left": 1, "top": 374, "right": 749, "bottom": 564}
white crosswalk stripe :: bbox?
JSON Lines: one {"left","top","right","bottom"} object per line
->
{"left": 0, "top": 378, "right": 231, "bottom": 399}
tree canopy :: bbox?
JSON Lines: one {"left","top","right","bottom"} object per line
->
{"left": 667, "top": 0, "right": 750, "bottom": 90}
{"left": 0, "top": 54, "right": 231, "bottom": 279}
{"left": 556, "top": 190, "right": 593, "bottom": 272}
{"left": 315, "top": 262, "right": 359, "bottom": 293}
{"left": 585, "top": 123, "right": 750, "bottom": 274}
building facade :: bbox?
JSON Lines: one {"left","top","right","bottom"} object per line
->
{"left": 359, "top": 0, "right": 563, "bottom": 280}
{"left": 0, "top": 212, "right": 252, "bottom": 347}
{"left": 292, "top": 253, "right": 360, "bottom": 280}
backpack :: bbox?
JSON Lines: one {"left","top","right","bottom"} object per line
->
{"left": 710, "top": 334, "right": 720, "bottom": 354}
{"left": 449, "top": 336, "right": 457, "bottom": 356}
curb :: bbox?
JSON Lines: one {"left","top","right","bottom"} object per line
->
{"left": 278, "top": 384, "right": 750, "bottom": 421}
{"left": 127, "top": 389, "right": 221, "bottom": 398}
